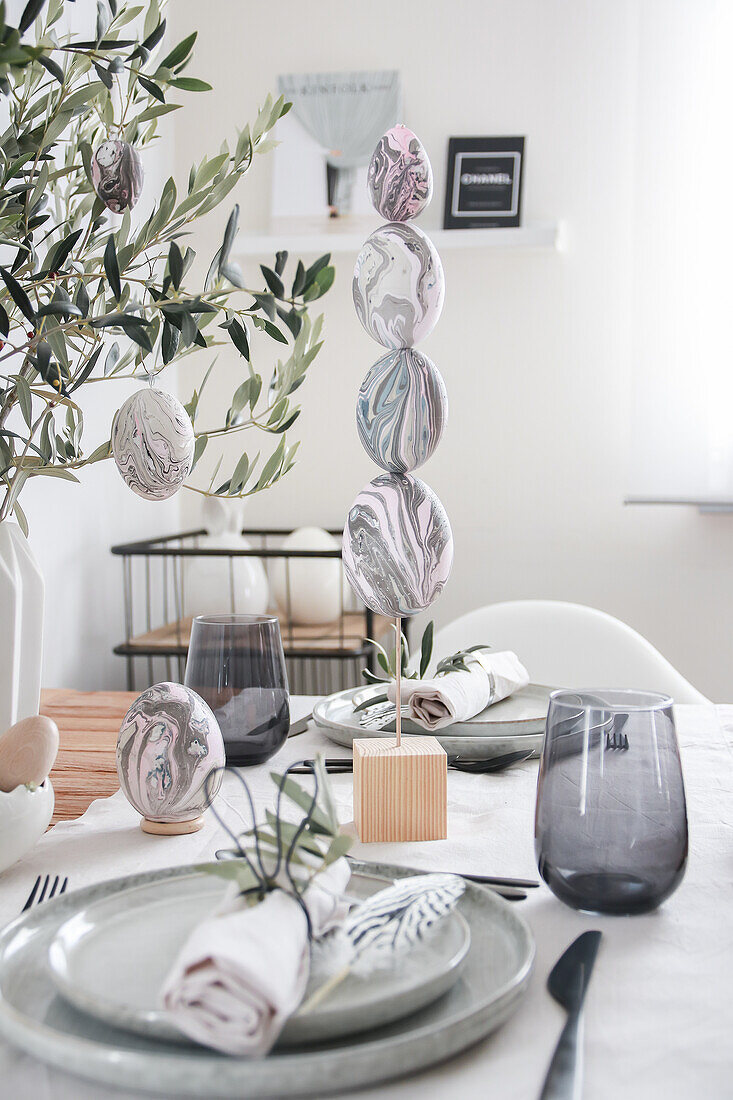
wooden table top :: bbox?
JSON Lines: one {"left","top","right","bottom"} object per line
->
{"left": 41, "top": 688, "right": 135, "bottom": 824}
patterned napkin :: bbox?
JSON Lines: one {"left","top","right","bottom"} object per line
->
{"left": 387, "top": 649, "right": 530, "bottom": 731}
{"left": 160, "top": 858, "right": 350, "bottom": 1056}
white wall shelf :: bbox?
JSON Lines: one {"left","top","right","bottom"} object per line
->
{"left": 625, "top": 497, "right": 733, "bottom": 514}
{"left": 235, "top": 221, "right": 563, "bottom": 257}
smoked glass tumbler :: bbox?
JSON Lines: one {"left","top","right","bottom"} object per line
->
{"left": 184, "top": 614, "right": 289, "bottom": 766}
{"left": 535, "top": 689, "right": 688, "bottom": 914}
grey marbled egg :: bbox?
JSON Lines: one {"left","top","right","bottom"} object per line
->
{"left": 353, "top": 223, "right": 445, "bottom": 349}
{"left": 368, "top": 124, "right": 433, "bottom": 222}
{"left": 356, "top": 348, "right": 448, "bottom": 474}
{"left": 91, "top": 140, "right": 143, "bottom": 213}
{"left": 112, "top": 387, "right": 195, "bottom": 501}
{"left": 342, "top": 473, "right": 453, "bottom": 617}
{"left": 116, "top": 682, "right": 225, "bottom": 824}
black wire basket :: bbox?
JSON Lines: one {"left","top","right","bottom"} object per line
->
{"left": 111, "top": 527, "right": 403, "bottom": 695}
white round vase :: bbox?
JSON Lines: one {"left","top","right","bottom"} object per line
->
{"left": 271, "top": 527, "right": 344, "bottom": 625}
{"left": 184, "top": 533, "right": 269, "bottom": 618}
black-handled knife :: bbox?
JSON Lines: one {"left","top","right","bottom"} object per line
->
{"left": 540, "top": 930, "right": 602, "bottom": 1100}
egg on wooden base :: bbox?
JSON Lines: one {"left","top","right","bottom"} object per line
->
{"left": 111, "top": 388, "right": 195, "bottom": 501}
{"left": 116, "top": 683, "right": 225, "bottom": 834}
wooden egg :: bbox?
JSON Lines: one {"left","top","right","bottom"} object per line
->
{"left": 91, "top": 140, "right": 143, "bottom": 213}
{"left": 116, "top": 682, "right": 225, "bottom": 834}
{"left": 0, "top": 715, "right": 59, "bottom": 792}
{"left": 112, "top": 387, "right": 195, "bottom": 501}
{"left": 353, "top": 223, "right": 445, "bottom": 349}
{"left": 368, "top": 124, "right": 433, "bottom": 222}
{"left": 342, "top": 473, "right": 453, "bottom": 617}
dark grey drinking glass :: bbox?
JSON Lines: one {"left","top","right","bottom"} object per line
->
{"left": 184, "top": 614, "right": 289, "bottom": 766}
{"left": 535, "top": 689, "right": 688, "bottom": 915}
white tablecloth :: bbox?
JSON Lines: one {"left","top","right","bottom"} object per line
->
{"left": 0, "top": 699, "right": 730, "bottom": 1100}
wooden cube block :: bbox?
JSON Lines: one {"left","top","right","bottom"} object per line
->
{"left": 353, "top": 736, "right": 447, "bottom": 843}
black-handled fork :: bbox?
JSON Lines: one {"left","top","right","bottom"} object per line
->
{"left": 22, "top": 874, "right": 68, "bottom": 912}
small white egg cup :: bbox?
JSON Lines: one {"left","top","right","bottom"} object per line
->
{"left": 0, "top": 779, "right": 54, "bottom": 874}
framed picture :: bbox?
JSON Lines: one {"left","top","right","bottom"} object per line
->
{"left": 443, "top": 137, "right": 524, "bottom": 229}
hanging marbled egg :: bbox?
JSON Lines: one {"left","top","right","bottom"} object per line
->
{"left": 112, "top": 387, "right": 195, "bottom": 501}
{"left": 368, "top": 124, "right": 433, "bottom": 222}
{"left": 353, "top": 223, "right": 445, "bottom": 349}
{"left": 342, "top": 473, "right": 453, "bottom": 617}
{"left": 116, "top": 682, "right": 225, "bottom": 831}
{"left": 91, "top": 140, "right": 143, "bottom": 213}
{"left": 356, "top": 348, "right": 448, "bottom": 474}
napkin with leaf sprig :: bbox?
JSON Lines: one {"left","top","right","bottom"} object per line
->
{"left": 160, "top": 759, "right": 467, "bottom": 1056}
{"left": 161, "top": 759, "right": 351, "bottom": 1056}
{"left": 361, "top": 622, "right": 529, "bottom": 731}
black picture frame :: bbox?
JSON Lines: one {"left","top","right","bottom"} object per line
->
{"left": 443, "top": 137, "right": 525, "bottom": 229}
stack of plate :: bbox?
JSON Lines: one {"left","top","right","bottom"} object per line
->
{"left": 0, "top": 862, "right": 534, "bottom": 1097}
{"left": 314, "top": 683, "right": 553, "bottom": 760}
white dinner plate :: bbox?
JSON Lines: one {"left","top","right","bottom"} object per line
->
{"left": 48, "top": 870, "right": 471, "bottom": 1046}
{"left": 0, "top": 862, "right": 533, "bottom": 1097}
{"left": 313, "top": 684, "right": 553, "bottom": 759}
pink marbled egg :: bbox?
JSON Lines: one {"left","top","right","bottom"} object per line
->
{"left": 116, "top": 683, "right": 225, "bottom": 824}
{"left": 368, "top": 125, "right": 433, "bottom": 222}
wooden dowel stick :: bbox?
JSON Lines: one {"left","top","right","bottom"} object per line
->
{"left": 395, "top": 615, "right": 402, "bottom": 747}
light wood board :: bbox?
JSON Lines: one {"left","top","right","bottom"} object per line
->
{"left": 41, "top": 689, "right": 134, "bottom": 824}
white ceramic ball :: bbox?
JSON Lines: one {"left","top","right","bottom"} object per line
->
{"left": 271, "top": 527, "right": 343, "bottom": 625}
{"left": 184, "top": 533, "right": 269, "bottom": 618}
{"left": 112, "top": 388, "right": 195, "bottom": 501}
{"left": 116, "top": 682, "right": 225, "bottom": 825}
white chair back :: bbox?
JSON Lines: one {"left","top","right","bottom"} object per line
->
{"left": 424, "top": 600, "right": 708, "bottom": 704}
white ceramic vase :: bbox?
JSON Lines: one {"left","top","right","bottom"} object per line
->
{"left": 184, "top": 533, "right": 269, "bottom": 618}
{"left": 0, "top": 523, "right": 44, "bottom": 737}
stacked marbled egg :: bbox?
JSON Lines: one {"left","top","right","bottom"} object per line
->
{"left": 344, "top": 125, "right": 453, "bottom": 620}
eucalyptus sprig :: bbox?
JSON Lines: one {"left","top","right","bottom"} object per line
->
{"left": 197, "top": 757, "right": 351, "bottom": 907}
{"left": 0, "top": 0, "right": 334, "bottom": 533}
{"left": 356, "top": 622, "right": 492, "bottom": 712}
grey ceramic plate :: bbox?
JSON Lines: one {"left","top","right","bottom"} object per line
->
{"left": 313, "top": 684, "right": 553, "bottom": 760}
{"left": 0, "top": 862, "right": 534, "bottom": 1098}
{"left": 47, "top": 871, "right": 471, "bottom": 1046}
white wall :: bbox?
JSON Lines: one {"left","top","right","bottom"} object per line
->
{"left": 166, "top": 0, "right": 731, "bottom": 701}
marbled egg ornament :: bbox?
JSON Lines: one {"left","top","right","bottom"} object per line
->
{"left": 357, "top": 348, "right": 448, "bottom": 474}
{"left": 91, "top": 140, "right": 143, "bottom": 213}
{"left": 112, "top": 387, "right": 195, "bottom": 501}
{"left": 353, "top": 223, "right": 445, "bottom": 349}
{"left": 368, "top": 124, "right": 434, "bottom": 222}
{"left": 116, "top": 682, "right": 225, "bottom": 834}
{"left": 342, "top": 473, "right": 453, "bottom": 617}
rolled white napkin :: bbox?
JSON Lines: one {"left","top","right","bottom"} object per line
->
{"left": 387, "top": 649, "right": 530, "bottom": 731}
{"left": 161, "top": 857, "right": 350, "bottom": 1055}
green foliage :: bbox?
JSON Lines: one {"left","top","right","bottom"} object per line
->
{"left": 197, "top": 757, "right": 350, "bottom": 903}
{"left": 357, "top": 623, "right": 491, "bottom": 709}
{"left": 0, "top": 0, "right": 334, "bottom": 529}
